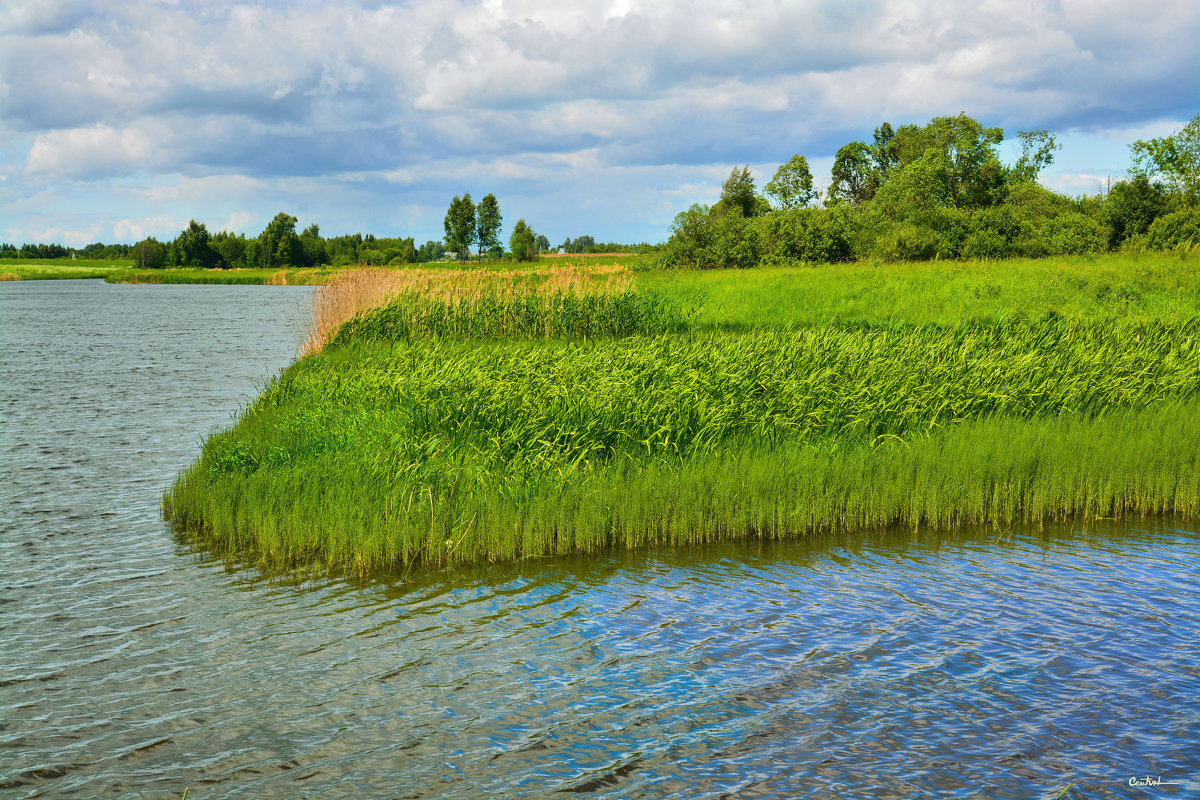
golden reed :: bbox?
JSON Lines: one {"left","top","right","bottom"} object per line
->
{"left": 301, "top": 264, "right": 632, "bottom": 356}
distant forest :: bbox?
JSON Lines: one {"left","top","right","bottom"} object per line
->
{"left": 660, "top": 111, "right": 1199, "bottom": 268}
{"left": 0, "top": 200, "right": 648, "bottom": 269}
{"left": 4, "top": 111, "right": 1196, "bottom": 269}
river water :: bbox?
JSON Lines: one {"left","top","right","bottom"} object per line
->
{"left": 1, "top": 279, "right": 1197, "bottom": 799}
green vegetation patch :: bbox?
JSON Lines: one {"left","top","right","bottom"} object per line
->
{"left": 636, "top": 253, "right": 1200, "bottom": 329}
{"left": 0, "top": 258, "right": 128, "bottom": 280}
{"left": 330, "top": 289, "right": 691, "bottom": 344}
{"left": 106, "top": 267, "right": 334, "bottom": 285}
{"left": 166, "top": 317, "right": 1200, "bottom": 574}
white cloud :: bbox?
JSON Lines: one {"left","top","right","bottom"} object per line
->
{"left": 24, "top": 124, "right": 158, "bottom": 178}
{"left": 113, "top": 214, "right": 181, "bottom": 242}
{"left": 1, "top": 0, "right": 1197, "bottom": 244}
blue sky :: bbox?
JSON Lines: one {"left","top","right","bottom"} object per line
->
{"left": 1, "top": 0, "right": 1197, "bottom": 248}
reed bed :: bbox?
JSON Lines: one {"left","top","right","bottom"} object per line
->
{"left": 166, "top": 317, "right": 1200, "bottom": 573}
{"left": 0, "top": 259, "right": 127, "bottom": 280}
{"left": 302, "top": 265, "right": 635, "bottom": 354}
{"left": 165, "top": 401, "right": 1200, "bottom": 573}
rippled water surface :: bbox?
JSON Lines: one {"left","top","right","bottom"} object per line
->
{"left": 2, "top": 279, "right": 1198, "bottom": 799}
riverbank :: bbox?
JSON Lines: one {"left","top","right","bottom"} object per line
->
{"left": 163, "top": 254, "right": 1200, "bottom": 574}
{"left": 0, "top": 258, "right": 128, "bottom": 280}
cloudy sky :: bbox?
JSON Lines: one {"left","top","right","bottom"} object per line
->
{"left": 2, "top": 0, "right": 1197, "bottom": 248}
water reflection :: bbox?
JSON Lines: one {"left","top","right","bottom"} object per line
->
{"left": 1, "top": 282, "right": 1198, "bottom": 799}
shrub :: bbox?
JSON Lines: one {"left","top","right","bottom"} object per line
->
{"left": 1146, "top": 209, "right": 1200, "bottom": 250}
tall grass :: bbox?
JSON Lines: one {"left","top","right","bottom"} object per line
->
{"left": 303, "top": 264, "right": 644, "bottom": 353}
{"left": 635, "top": 253, "right": 1200, "bottom": 328}
{"left": 165, "top": 317, "right": 1200, "bottom": 573}
{"left": 0, "top": 259, "right": 128, "bottom": 280}
{"left": 106, "top": 267, "right": 335, "bottom": 286}
{"left": 165, "top": 400, "right": 1200, "bottom": 574}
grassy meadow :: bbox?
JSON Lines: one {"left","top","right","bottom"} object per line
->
{"left": 0, "top": 258, "right": 129, "bottom": 280}
{"left": 163, "top": 252, "right": 1200, "bottom": 575}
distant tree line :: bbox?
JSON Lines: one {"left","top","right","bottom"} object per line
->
{"left": 661, "top": 111, "right": 1200, "bottom": 268}
{"left": 0, "top": 242, "right": 133, "bottom": 259}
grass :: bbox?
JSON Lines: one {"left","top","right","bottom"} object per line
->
{"left": 106, "top": 267, "right": 337, "bottom": 285}
{"left": 164, "top": 269, "right": 1200, "bottom": 574}
{"left": 635, "top": 252, "right": 1200, "bottom": 328}
{"left": 0, "top": 258, "right": 129, "bottom": 280}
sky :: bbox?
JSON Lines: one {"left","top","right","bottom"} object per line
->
{"left": 1, "top": 0, "right": 1198, "bottom": 249}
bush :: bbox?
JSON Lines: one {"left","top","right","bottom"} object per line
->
{"left": 660, "top": 205, "right": 762, "bottom": 269}
{"left": 1146, "top": 209, "right": 1200, "bottom": 250}
{"left": 1045, "top": 212, "right": 1108, "bottom": 255}
{"left": 755, "top": 207, "right": 853, "bottom": 264}
{"left": 872, "top": 222, "right": 940, "bottom": 261}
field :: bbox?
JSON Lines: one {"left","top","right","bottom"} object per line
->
{"left": 637, "top": 252, "right": 1200, "bottom": 327}
{"left": 163, "top": 252, "right": 1200, "bottom": 575}
{"left": 0, "top": 258, "right": 129, "bottom": 280}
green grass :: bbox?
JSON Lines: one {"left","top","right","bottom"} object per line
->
{"left": 165, "top": 312, "right": 1200, "bottom": 574}
{"left": 331, "top": 289, "right": 691, "bottom": 344}
{"left": 635, "top": 252, "right": 1200, "bottom": 328}
{"left": 106, "top": 267, "right": 336, "bottom": 285}
{"left": 0, "top": 258, "right": 129, "bottom": 280}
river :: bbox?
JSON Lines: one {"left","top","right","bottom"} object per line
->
{"left": 1, "top": 279, "right": 1197, "bottom": 799}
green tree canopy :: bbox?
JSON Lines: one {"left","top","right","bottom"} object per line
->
{"left": 1012, "top": 130, "right": 1061, "bottom": 183}
{"left": 443, "top": 194, "right": 476, "bottom": 260}
{"left": 169, "top": 220, "right": 216, "bottom": 268}
{"left": 923, "top": 113, "right": 1006, "bottom": 209}
{"left": 258, "top": 212, "right": 300, "bottom": 268}
{"left": 131, "top": 237, "right": 167, "bottom": 269}
{"left": 298, "top": 223, "right": 328, "bottom": 268}
{"left": 476, "top": 193, "right": 502, "bottom": 259}
{"left": 1130, "top": 111, "right": 1200, "bottom": 205}
{"left": 765, "top": 155, "right": 816, "bottom": 210}
{"left": 827, "top": 142, "right": 878, "bottom": 206}
{"left": 716, "top": 165, "right": 759, "bottom": 217}
{"left": 509, "top": 219, "right": 537, "bottom": 261}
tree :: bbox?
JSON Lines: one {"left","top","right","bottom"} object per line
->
{"left": 716, "top": 165, "right": 759, "bottom": 217}
{"left": 765, "top": 155, "right": 816, "bottom": 210}
{"left": 509, "top": 219, "right": 537, "bottom": 261}
{"left": 169, "top": 220, "right": 217, "bottom": 268}
{"left": 872, "top": 122, "right": 899, "bottom": 177}
{"left": 827, "top": 142, "right": 878, "bottom": 206}
{"left": 131, "top": 237, "right": 167, "bottom": 269}
{"left": 443, "top": 194, "right": 476, "bottom": 261}
{"left": 1130, "top": 111, "right": 1200, "bottom": 205}
{"left": 258, "top": 212, "right": 300, "bottom": 268}
{"left": 535, "top": 234, "right": 550, "bottom": 253}
{"left": 298, "top": 223, "right": 328, "bottom": 267}
{"left": 923, "top": 113, "right": 1005, "bottom": 209}
{"left": 476, "top": 193, "right": 502, "bottom": 260}
{"left": 1012, "top": 130, "right": 1060, "bottom": 183}
{"left": 1102, "top": 175, "right": 1171, "bottom": 246}
{"left": 210, "top": 231, "right": 247, "bottom": 268}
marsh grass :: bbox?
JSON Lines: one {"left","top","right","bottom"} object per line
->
{"left": 302, "top": 264, "right": 642, "bottom": 354}
{"left": 0, "top": 258, "right": 128, "bottom": 280}
{"left": 636, "top": 252, "right": 1200, "bottom": 328}
{"left": 106, "top": 267, "right": 336, "bottom": 285}
{"left": 166, "top": 400, "right": 1200, "bottom": 574}
{"left": 166, "top": 316, "right": 1200, "bottom": 573}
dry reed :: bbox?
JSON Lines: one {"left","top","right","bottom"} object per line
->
{"left": 301, "top": 265, "right": 632, "bottom": 356}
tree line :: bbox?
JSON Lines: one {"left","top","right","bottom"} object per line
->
{"left": 2, "top": 190, "right": 652, "bottom": 268}
{"left": 661, "top": 111, "right": 1200, "bottom": 268}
